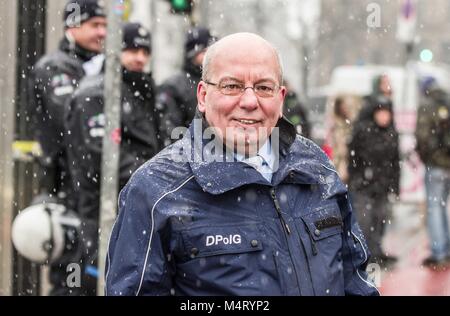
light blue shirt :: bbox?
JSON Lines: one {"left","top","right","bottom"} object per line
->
{"left": 235, "top": 140, "right": 276, "bottom": 183}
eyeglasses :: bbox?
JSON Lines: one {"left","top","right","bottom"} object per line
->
{"left": 204, "top": 80, "right": 280, "bottom": 98}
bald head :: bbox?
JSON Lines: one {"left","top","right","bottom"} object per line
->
{"left": 202, "top": 32, "right": 284, "bottom": 85}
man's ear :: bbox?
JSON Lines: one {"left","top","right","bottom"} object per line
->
{"left": 279, "top": 86, "right": 287, "bottom": 118}
{"left": 197, "top": 81, "right": 207, "bottom": 113}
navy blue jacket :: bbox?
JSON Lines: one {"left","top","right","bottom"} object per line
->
{"left": 106, "top": 118, "right": 379, "bottom": 296}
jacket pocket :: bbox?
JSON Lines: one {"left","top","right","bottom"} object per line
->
{"left": 300, "top": 202, "right": 343, "bottom": 253}
{"left": 296, "top": 202, "right": 345, "bottom": 295}
{"left": 176, "top": 223, "right": 283, "bottom": 295}
{"left": 180, "top": 223, "right": 263, "bottom": 258}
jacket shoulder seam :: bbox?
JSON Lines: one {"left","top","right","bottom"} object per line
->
{"left": 135, "top": 174, "right": 195, "bottom": 295}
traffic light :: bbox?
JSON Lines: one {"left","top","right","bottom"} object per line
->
{"left": 419, "top": 49, "right": 433, "bottom": 63}
{"left": 167, "top": 0, "right": 193, "bottom": 14}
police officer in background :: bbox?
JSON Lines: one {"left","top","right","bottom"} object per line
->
{"left": 27, "top": 0, "right": 107, "bottom": 296}
{"left": 28, "top": 0, "right": 106, "bottom": 207}
{"left": 282, "top": 80, "right": 311, "bottom": 139}
{"left": 157, "top": 26, "right": 216, "bottom": 146}
{"left": 64, "top": 22, "right": 160, "bottom": 295}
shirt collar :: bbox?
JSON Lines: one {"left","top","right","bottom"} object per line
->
{"left": 187, "top": 116, "right": 318, "bottom": 195}
{"left": 235, "top": 138, "right": 275, "bottom": 172}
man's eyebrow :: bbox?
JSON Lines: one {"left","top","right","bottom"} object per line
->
{"left": 219, "top": 76, "right": 243, "bottom": 82}
{"left": 219, "top": 77, "right": 278, "bottom": 84}
{"left": 255, "top": 78, "right": 278, "bottom": 84}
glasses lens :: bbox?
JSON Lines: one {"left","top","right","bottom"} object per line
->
{"left": 219, "top": 82, "right": 244, "bottom": 96}
{"left": 216, "top": 81, "right": 279, "bottom": 97}
{"left": 255, "top": 83, "right": 277, "bottom": 97}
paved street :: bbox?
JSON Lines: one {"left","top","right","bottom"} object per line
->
{"left": 379, "top": 202, "right": 450, "bottom": 296}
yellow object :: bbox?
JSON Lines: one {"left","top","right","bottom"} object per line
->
{"left": 123, "top": 0, "right": 132, "bottom": 21}
{"left": 12, "top": 141, "right": 42, "bottom": 160}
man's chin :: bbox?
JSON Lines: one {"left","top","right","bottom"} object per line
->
{"left": 91, "top": 42, "right": 104, "bottom": 54}
{"left": 232, "top": 135, "right": 265, "bottom": 155}
{"left": 127, "top": 66, "right": 144, "bottom": 73}
{"left": 89, "top": 47, "right": 102, "bottom": 54}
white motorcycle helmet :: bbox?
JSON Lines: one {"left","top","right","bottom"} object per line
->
{"left": 12, "top": 202, "right": 81, "bottom": 264}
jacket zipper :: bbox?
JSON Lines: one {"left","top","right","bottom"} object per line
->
{"left": 269, "top": 187, "right": 302, "bottom": 294}
{"left": 270, "top": 188, "right": 291, "bottom": 235}
{"left": 270, "top": 188, "right": 318, "bottom": 257}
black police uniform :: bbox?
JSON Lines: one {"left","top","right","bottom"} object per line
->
{"left": 28, "top": 36, "right": 99, "bottom": 209}
{"left": 64, "top": 23, "right": 160, "bottom": 295}
{"left": 156, "top": 27, "right": 216, "bottom": 146}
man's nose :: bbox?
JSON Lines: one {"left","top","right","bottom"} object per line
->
{"left": 137, "top": 51, "right": 148, "bottom": 64}
{"left": 97, "top": 26, "right": 107, "bottom": 39}
{"left": 239, "top": 88, "right": 258, "bottom": 111}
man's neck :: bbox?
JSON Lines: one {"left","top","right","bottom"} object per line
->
{"left": 60, "top": 32, "right": 98, "bottom": 62}
{"left": 235, "top": 138, "right": 272, "bottom": 161}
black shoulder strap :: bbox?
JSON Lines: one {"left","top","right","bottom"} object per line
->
{"left": 43, "top": 205, "right": 55, "bottom": 263}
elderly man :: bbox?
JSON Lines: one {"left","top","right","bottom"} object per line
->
{"left": 106, "top": 33, "right": 378, "bottom": 296}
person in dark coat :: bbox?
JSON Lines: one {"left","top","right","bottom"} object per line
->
{"left": 416, "top": 78, "right": 450, "bottom": 269}
{"left": 348, "top": 95, "right": 400, "bottom": 266}
{"left": 283, "top": 89, "right": 311, "bottom": 139}
{"left": 358, "top": 74, "right": 393, "bottom": 122}
{"left": 27, "top": 0, "right": 107, "bottom": 296}
{"left": 64, "top": 22, "right": 160, "bottom": 295}
{"left": 106, "top": 33, "right": 379, "bottom": 296}
{"left": 28, "top": 0, "right": 107, "bottom": 209}
{"left": 156, "top": 26, "right": 216, "bottom": 146}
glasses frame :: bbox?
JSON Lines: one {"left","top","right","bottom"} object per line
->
{"left": 204, "top": 80, "right": 281, "bottom": 98}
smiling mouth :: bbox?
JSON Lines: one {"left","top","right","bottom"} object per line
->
{"left": 234, "top": 119, "right": 261, "bottom": 125}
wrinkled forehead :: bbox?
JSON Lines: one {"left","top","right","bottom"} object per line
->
{"left": 209, "top": 41, "right": 281, "bottom": 82}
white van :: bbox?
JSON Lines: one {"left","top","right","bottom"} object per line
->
{"left": 323, "top": 62, "right": 450, "bottom": 203}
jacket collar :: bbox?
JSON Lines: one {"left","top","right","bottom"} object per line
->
{"left": 122, "top": 68, "right": 154, "bottom": 100}
{"left": 183, "top": 59, "right": 203, "bottom": 80}
{"left": 59, "top": 33, "right": 98, "bottom": 63}
{"left": 183, "top": 115, "right": 346, "bottom": 197}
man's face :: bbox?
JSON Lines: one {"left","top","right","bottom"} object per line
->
{"left": 193, "top": 50, "right": 206, "bottom": 67}
{"left": 121, "top": 48, "right": 150, "bottom": 73}
{"left": 68, "top": 17, "right": 107, "bottom": 53}
{"left": 197, "top": 36, "right": 286, "bottom": 155}
{"left": 379, "top": 75, "right": 392, "bottom": 96}
{"left": 374, "top": 109, "right": 392, "bottom": 128}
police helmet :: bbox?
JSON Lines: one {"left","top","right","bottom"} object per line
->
{"left": 12, "top": 202, "right": 81, "bottom": 264}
